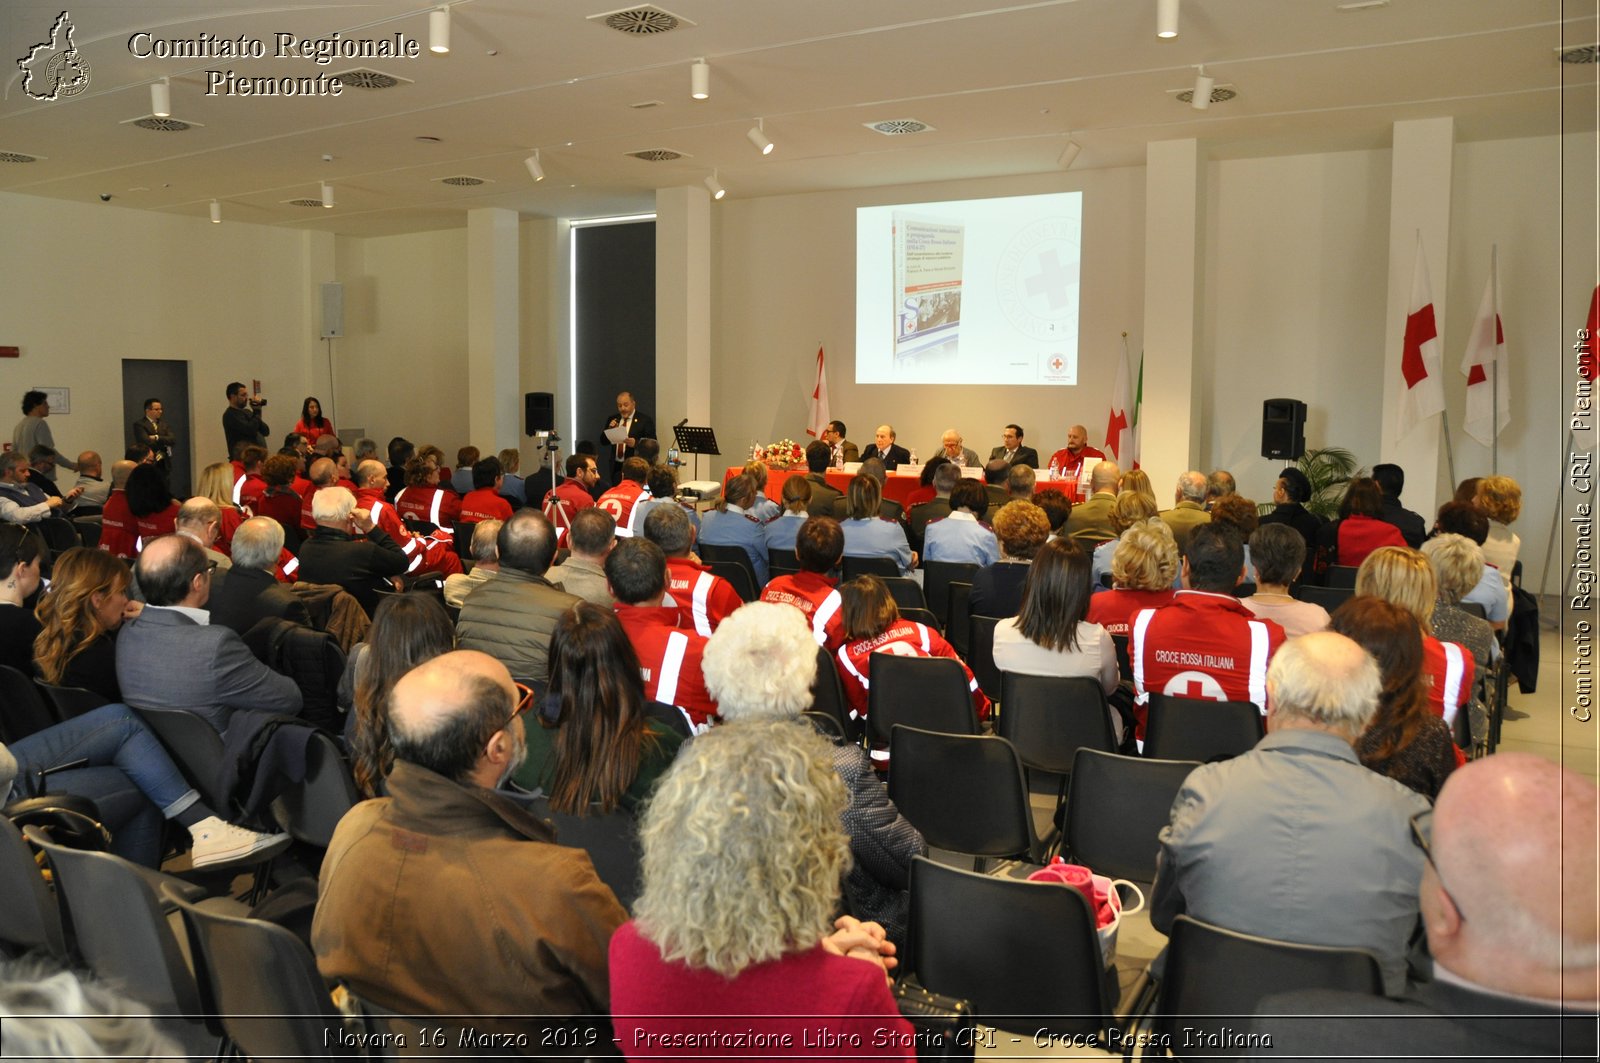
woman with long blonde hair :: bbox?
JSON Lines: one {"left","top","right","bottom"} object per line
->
{"left": 196, "top": 460, "right": 248, "bottom": 551}
{"left": 1356, "top": 546, "right": 1474, "bottom": 736}
{"left": 33, "top": 548, "right": 138, "bottom": 702}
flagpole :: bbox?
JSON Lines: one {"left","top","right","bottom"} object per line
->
{"left": 1489, "top": 245, "right": 1499, "bottom": 475}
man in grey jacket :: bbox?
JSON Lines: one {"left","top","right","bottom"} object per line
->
{"left": 456, "top": 509, "right": 578, "bottom": 687}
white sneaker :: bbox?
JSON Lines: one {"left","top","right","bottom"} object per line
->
{"left": 189, "top": 816, "right": 291, "bottom": 869}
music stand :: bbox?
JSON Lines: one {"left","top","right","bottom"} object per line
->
{"left": 672, "top": 424, "right": 721, "bottom": 485}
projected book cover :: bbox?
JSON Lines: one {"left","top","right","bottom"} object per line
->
{"left": 892, "top": 212, "right": 965, "bottom": 361}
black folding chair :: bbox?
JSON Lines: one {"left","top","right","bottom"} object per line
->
{"left": 1294, "top": 583, "right": 1354, "bottom": 611}
{"left": 35, "top": 682, "right": 109, "bottom": 720}
{"left": 523, "top": 796, "right": 642, "bottom": 912}
{"left": 882, "top": 575, "right": 928, "bottom": 612}
{"left": 946, "top": 581, "right": 973, "bottom": 657}
{"left": 808, "top": 645, "right": 859, "bottom": 743}
{"left": 697, "top": 543, "right": 760, "bottom": 600}
{"left": 966, "top": 614, "right": 1003, "bottom": 702}
{"left": 1062, "top": 748, "right": 1198, "bottom": 884}
{"left": 997, "top": 673, "right": 1119, "bottom": 817}
{"left": 922, "top": 561, "right": 979, "bottom": 632}
{"left": 867, "top": 655, "right": 980, "bottom": 751}
{"left": 1143, "top": 693, "right": 1265, "bottom": 763}
{"left": 0, "top": 666, "right": 61, "bottom": 743}
{"left": 270, "top": 731, "right": 361, "bottom": 849}
{"left": 843, "top": 554, "right": 902, "bottom": 580}
{"left": 0, "top": 815, "right": 67, "bottom": 962}
{"left": 768, "top": 548, "right": 802, "bottom": 578}
{"left": 1325, "top": 564, "right": 1360, "bottom": 588}
{"left": 888, "top": 726, "right": 1054, "bottom": 867}
{"left": 453, "top": 520, "right": 478, "bottom": 566}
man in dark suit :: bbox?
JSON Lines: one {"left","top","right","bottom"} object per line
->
{"left": 602, "top": 391, "right": 655, "bottom": 484}
{"left": 802, "top": 441, "right": 844, "bottom": 518}
{"left": 908, "top": 461, "right": 958, "bottom": 554}
{"left": 297, "top": 485, "right": 410, "bottom": 615}
{"left": 866, "top": 424, "right": 911, "bottom": 469}
{"left": 208, "top": 516, "right": 313, "bottom": 636}
{"left": 131, "top": 397, "right": 176, "bottom": 468}
{"left": 1373, "top": 462, "right": 1428, "bottom": 548}
{"left": 116, "top": 534, "right": 303, "bottom": 733}
{"left": 1251, "top": 753, "right": 1598, "bottom": 1061}
{"left": 987, "top": 424, "right": 1040, "bottom": 469}
{"left": 820, "top": 421, "right": 859, "bottom": 466}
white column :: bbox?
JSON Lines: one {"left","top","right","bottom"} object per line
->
{"left": 655, "top": 185, "right": 712, "bottom": 440}
{"left": 1142, "top": 138, "right": 1202, "bottom": 481}
{"left": 1379, "top": 117, "right": 1454, "bottom": 513}
{"left": 467, "top": 207, "right": 522, "bottom": 453}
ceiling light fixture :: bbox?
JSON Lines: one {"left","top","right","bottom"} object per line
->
{"left": 1157, "top": 0, "right": 1179, "bottom": 38}
{"left": 321, "top": 182, "right": 335, "bottom": 208}
{"left": 151, "top": 78, "right": 171, "bottom": 118}
{"left": 704, "top": 170, "right": 725, "bottom": 200}
{"left": 746, "top": 118, "right": 773, "bottom": 156}
{"left": 430, "top": 6, "right": 451, "bottom": 54}
{"left": 524, "top": 150, "right": 545, "bottom": 181}
{"left": 209, "top": 199, "right": 221, "bottom": 224}
{"left": 690, "top": 58, "right": 709, "bottom": 100}
{"left": 1058, "top": 139, "right": 1081, "bottom": 169}
{"left": 1191, "top": 66, "right": 1214, "bottom": 110}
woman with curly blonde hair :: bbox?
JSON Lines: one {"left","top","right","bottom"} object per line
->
{"left": 1090, "top": 489, "right": 1161, "bottom": 591}
{"left": 1356, "top": 546, "right": 1474, "bottom": 735}
{"left": 610, "top": 720, "right": 913, "bottom": 1054}
{"left": 1086, "top": 518, "right": 1178, "bottom": 636}
{"left": 33, "top": 547, "right": 138, "bottom": 702}
{"left": 1473, "top": 474, "right": 1522, "bottom": 605}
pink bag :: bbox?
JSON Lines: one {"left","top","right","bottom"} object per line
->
{"left": 1027, "top": 858, "right": 1145, "bottom": 966}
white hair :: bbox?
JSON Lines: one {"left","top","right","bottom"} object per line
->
{"left": 231, "top": 516, "right": 285, "bottom": 571}
{"left": 0, "top": 958, "right": 178, "bottom": 1061}
{"left": 701, "top": 602, "right": 819, "bottom": 720}
{"left": 311, "top": 485, "right": 355, "bottom": 524}
{"left": 1266, "top": 631, "right": 1380, "bottom": 735}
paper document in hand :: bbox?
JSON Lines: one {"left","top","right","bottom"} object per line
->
{"left": 893, "top": 213, "right": 964, "bottom": 360}
{"left": 604, "top": 426, "right": 629, "bottom": 445}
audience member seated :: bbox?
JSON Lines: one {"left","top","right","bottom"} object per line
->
{"left": 383, "top": 437, "right": 413, "bottom": 502}
{"left": 1372, "top": 462, "right": 1427, "bottom": 547}
{"left": 762, "top": 476, "right": 811, "bottom": 554}
{"left": 835, "top": 575, "right": 990, "bottom": 744}
{"left": 1474, "top": 474, "right": 1522, "bottom": 610}
{"left": 1433, "top": 501, "right": 1509, "bottom": 628}
{"left": 803, "top": 441, "right": 844, "bottom": 518}
{"left": 116, "top": 535, "right": 303, "bottom": 732}
{"left": 1158, "top": 470, "right": 1212, "bottom": 551}
{"left": 1, "top": 702, "right": 286, "bottom": 868}
{"left": 346, "top": 594, "right": 456, "bottom": 798}
{"left": 455, "top": 509, "right": 577, "bottom": 689}
{"left": 33, "top": 547, "right": 139, "bottom": 702}
{"left": 1129, "top": 524, "right": 1285, "bottom": 744}
{"left": 980, "top": 459, "right": 1010, "bottom": 516}
{"left": 1204, "top": 469, "right": 1236, "bottom": 508}
{"left": 207, "top": 517, "right": 312, "bottom": 637}
{"left": 394, "top": 453, "right": 461, "bottom": 531}
{"left": 644, "top": 504, "right": 741, "bottom": 637}
{"left": 609, "top": 719, "right": 912, "bottom": 1055}
{"left": 705, "top": 602, "right": 927, "bottom": 949}
{"left": 993, "top": 539, "right": 1122, "bottom": 741}
{"left": 834, "top": 457, "right": 905, "bottom": 522}
{"left": 1356, "top": 547, "right": 1475, "bottom": 734}
{"left": 761, "top": 515, "right": 847, "bottom": 651}
{"left": 742, "top": 460, "right": 782, "bottom": 523}
{"left": 0, "top": 526, "right": 47, "bottom": 674}
{"left": 450, "top": 446, "right": 479, "bottom": 496}
{"left": 969, "top": 500, "right": 1050, "bottom": 618}
{"left": 1254, "top": 754, "right": 1598, "bottom": 1059}
{"left": 1241, "top": 524, "right": 1329, "bottom": 637}
{"left": 1091, "top": 489, "right": 1162, "bottom": 592}
{"left": 0, "top": 956, "right": 181, "bottom": 1059}
{"left": 297, "top": 457, "right": 338, "bottom": 533}
{"left": 510, "top": 601, "right": 686, "bottom": 810}
{"left": 353, "top": 460, "right": 463, "bottom": 580}
{"left": 98, "top": 460, "right": 141, "bottom": 560}
{"left": 1151, "top": 631, "right": 1428, "bottom": 996}
{"left": 1207, "top": 494, "right": 1260, "bottom": 585}
{"left": 633, "top": 465, "right": 700, "bottom": 539}
{"left": 314, "top": 651, "right": 624, "bottom": 1031}
{"left": 125, "top": 463, "right": 179, "bottom": 547}
{"left": 1257, "top": 466, "right": 1324, "bottom": 583}
{"left": 497, "top": 448, "right": 527, "bottom": 505}
{"left": 1422, "top": 533, "right": 1498, "bottom": 672}
{"left": 297, "top": 487, "right": 410, "bottom": 617}
{"left": 548, "top": 507, "right": 616, "bottom": 606}
{"left": 904, "top": 454, "right": 949, "bottom": 510}
{"left": 1064, "top": 460, "right": 1120, "bottom": 544}
{"left": 234, "top": 445, "right": 269, "bottom": 512}
{"left": 907, "top": 460, "right": 957, "bottom": 553}
{"left": 0, "top": 452, "right": 80, "bottom": 537}
{"left": 839, "top": 475, "right": 915, "bottom": 576}
{"left": 605, "top": 537, "right": 719, "bottom": 731}
{"left": 1316, "top": 476, "right": 1407, "bottom": 570}
{"left": 1329, "top": 598, "right": 1456, "bottom": 800}
{"left": 1034, "top": 487, "right": 1073, "bottom": 542}
{"left": 70, "top": 451, "right": 109, "bottom": 512}
{"left": 253, "top": 454, "right": 304, "bottom": 540}
{"left": 1120, "top": 467, "right": 1156, "bottom": 507}
{"left": 1085, "top": 520, "right": 1178, "bottom": 637}
{"left": 699, "top": 473, "right": 771, "bottom": 585}
{"left": 460, "top": 456, "right": 515, "bottom": 524}
{"left": 172, "top": 497, "right": 232, "bottom": 577}
{"left": 597, "top": 457, "right": 651, "bottom": 537}
{"left": 543, "top": 452, "right": 600, "bottom": 546}
{"left": 994, "top": 463, "right": 1037, "bottom": 522}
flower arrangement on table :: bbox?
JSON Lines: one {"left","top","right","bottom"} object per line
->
{"left": 762, "top": 439, "right": 805, "bottom": 468}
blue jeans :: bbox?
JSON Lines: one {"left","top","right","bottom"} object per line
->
{"left": 4, "top": 703, "right": 201, "bottom": 866}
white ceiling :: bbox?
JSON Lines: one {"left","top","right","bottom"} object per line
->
{"left": 2, "top": 0, "right": 1594, "bottom": 237}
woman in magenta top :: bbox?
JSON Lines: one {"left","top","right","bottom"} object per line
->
{"left": 1085, "top": 521, "right": 1179, "bottom": 637}
{"left": 293, "top": 396, "right": 336, "bottom": 447}
{"left": 609, "top": 720, "right": 914, "bottom": 1061}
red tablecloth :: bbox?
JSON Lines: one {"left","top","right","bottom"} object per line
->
{"left": 723, "top": 466, "right": 928, "bottom": 507}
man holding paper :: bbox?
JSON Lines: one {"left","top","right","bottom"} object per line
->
{"left": 603, "top": 391, "right": 655, "bottom": 484}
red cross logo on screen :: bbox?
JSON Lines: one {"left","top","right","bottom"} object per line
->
{"left": 1048, "top": 356, "right": 1065, "bottom": 373}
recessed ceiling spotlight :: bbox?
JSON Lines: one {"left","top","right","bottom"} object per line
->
{"left": 690, "top": 58, "right": 709, "bottom": 100}
{"left": 1157, "top": 0, "right": 1179, "bottom": 38}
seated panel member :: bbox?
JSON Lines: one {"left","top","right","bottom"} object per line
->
{"left": 866, "top": 424, "right": 911, "bottom": 470}
{"left": 820, "top": 420, "right": 859, "bottom": 467}
{"left": 1046, "top": 423, "right": 1105, "bottom": 487}
{"left": 935, "top": 429, "right": 979, "bottom": 468}
{"left": 988, "top": 423, "right": 1040, "bottom": 469}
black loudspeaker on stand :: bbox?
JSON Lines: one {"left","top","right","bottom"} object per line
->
{"left": 1260, "top": 398, "right": 1307, "bottom": 461}
{"left": 524, "top": 392, "right": 555, "bottom": 436}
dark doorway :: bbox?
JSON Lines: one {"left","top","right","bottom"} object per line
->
{"left": 574, "top": 221, "right": 655, "bottom": 481}
{"left": 122, "top": 360, "right": 191, "bottom": 496}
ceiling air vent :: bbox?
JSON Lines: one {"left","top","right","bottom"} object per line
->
{"left": 285, "top": 198, "right": 326, "bottom": 208}
{"left": 589, "top": 6, "right": 695, "bottom": 35}
{"left": 627, "top": 148, "right": 685, "bottom": 161}
{"left": 438, "top": 175, "right": 488, "bottom": 186}
{"left": 864, "top": 119, "right": 933, "bottom": 136}
{"left": 1558, "top": 44, "right": 1600, "bottom": 64}
{"left": 1176, "top": 87, "right": 1237, "bottom": 105}
{"left": 335, "top": 68, "right": 412, "bottom": 89}
{"left": 124, "top": 116, "right": 200, "bottom": 132}
{"left": 0, "top": 152, "right": 39, "bottom": 163}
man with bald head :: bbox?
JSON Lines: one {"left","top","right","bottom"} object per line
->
{"left": 1151, "top": 631, "right": 1429, "bottom": 996}
{"left": 868, "top": 424, "right": 911, "bottom": 469}
{"left": 1065, "top": 459, "right": 1120, "bottom": 543}
{"left": 456, "top": 508, "right": 579, "bottom": 687}
{"left": 1046, "top": 423, "right": 1105, "bottom": 493}
{"left": 299, "top": 456, "right": 338, "bottom": 532}
{"left": 314, "top": 650, "right": 624, "bottom": 1029}
{"left": 1253, "top": 753, "right": 1598, "bottom": 1058}
{"left": 352, "top": 458, "right": 463, "bottom": 578}
{"left": 937, "top": 429, "right": 979, "bottom": 468}
{"left": 1160, "top": 469, "right": 1213, "bottom": 550}
{"left": 71, "top": 450, "right": 109, "bottom": 511}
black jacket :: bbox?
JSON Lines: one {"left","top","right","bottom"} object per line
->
{"left": 296, "top": 525, "right": 408, "bottom": 616}
{"left": 209, "top": 566, "right": 312, "bottom": 637}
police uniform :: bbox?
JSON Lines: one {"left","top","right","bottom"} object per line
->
{"left": 840, "top": 517, "right": 913, "bottom": 576}
{"left": 699, "top": 504, "right": 770, "bottom": 586}
{"left": 921, "top": 511, "right": 999, "bottom": 566}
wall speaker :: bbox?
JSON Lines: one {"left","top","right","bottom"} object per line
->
{"left": 1261, "top": 398, "right": 1307, "bottom": 461}
{"left": 319, "top": 282, "right": 344, "bottom": 339}
{"left": 525, "top": 391, "right": 555, "bottom": 435}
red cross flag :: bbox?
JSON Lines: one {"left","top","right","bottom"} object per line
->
{"left": 806, "top": 346, "right": 830, "bottom": 438}
{"left": 1398, "top": 234, "right": 1445, "bottom": 439}
{"left": 1105, "top": 345, "right": 1131, "bottom": 462}
{"left": 1459, "top": 252, "right": 1509, "bottom": 448}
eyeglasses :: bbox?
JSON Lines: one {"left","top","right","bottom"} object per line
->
{"left": 1410, "top": 808, "right": 1466, "bottom": 923}
{"left": 507, "top": 682, "right": 534, "bottom": 727}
